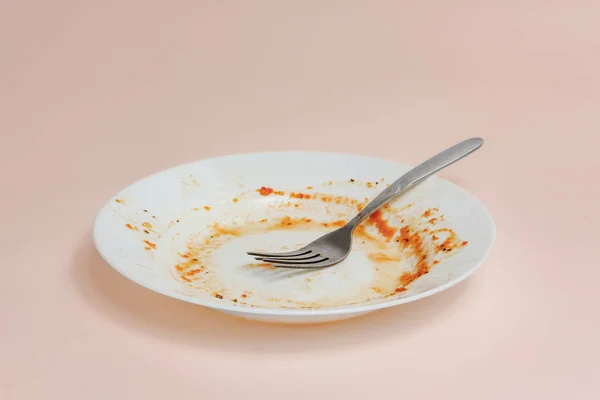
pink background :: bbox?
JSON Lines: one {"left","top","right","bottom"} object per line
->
{"left": 1, "top": 1, "right": 599, "bottom": 398}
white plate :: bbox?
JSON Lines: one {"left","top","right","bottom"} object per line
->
{"left": 94, "top": 152, "right": 495, "bottom": 323}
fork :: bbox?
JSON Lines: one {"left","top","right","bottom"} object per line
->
{"left": 247, "top": 138, "right": 483, "bottom": 269}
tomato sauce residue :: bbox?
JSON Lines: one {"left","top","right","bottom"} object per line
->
{"left": 174, "top": 183, "right": 468, "bottom": 297}
{"left": 256, "top": 186, "right": 359, "bottom": 207}
{"left": 175, "top": 241, "right": 206, "bottom": 282}
{"left": 368, "top": 210, "right": 396, "bottom": 241}
{"left": 125, "top": 223, "right": 137, "bottom": 231}
{"left": 367, "top": 252, "right": 401, "bottom": 263}
{"left": 243, "top": 263, "right": 275, "bottom": 270}
{"left": 204, "top": 206, "right": 211, "bottom": 211}
{"left": 214, "top": 224, "right": 241, "bottom": 237}
{"left": 258, "top": 186, "right": 284, "bottom": 196}
{"left": 143, "top": 240, "right": 156, "bottom": 250}
{"left": 290, "top": 192, "right": 312, "bottom": 200}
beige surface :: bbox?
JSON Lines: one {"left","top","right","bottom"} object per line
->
{"left": 1, "top": 1, "right": 599, "bottom": 398}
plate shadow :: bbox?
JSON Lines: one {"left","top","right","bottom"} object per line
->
{"left": 71, "top": 233, "right": 472, "bottom": 354}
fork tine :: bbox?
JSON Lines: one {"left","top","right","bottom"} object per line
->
{"left": 254, "top": 257, "right": 329, "bottom": 266}
{"left": 261, "top": 258, "right": 334, "bottom": 269}
{"left": 254, "top": 253, "right": 321, "bottom": 262}
{"left": 246, "top": 249, "right": 311, "bottom": 258}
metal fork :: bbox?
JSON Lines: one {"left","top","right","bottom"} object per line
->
{"left": 247, "top": 138, "right": 483, "bottom": 269}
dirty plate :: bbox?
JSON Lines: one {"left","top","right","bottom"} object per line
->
{"left": 93, "top": 152, "right": 495, "bottom": 323}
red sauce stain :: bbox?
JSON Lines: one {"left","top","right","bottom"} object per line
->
{"left": 367, "top": 252, "right": 401, "bottom": 263}
{"left": 354, "top": 225, "right": 378, "bottom": 243}
{"left": 398, "top": 226, "right": 423, "bottom": 251}
{"left": 125, "top": 223, "right": 137, "bottom": 231}
{"left": 241, "top": 293, "right": 247, "bottom": 298}
{"left": 396, "top": 226, "right": 429, "bottom": 286}
{"left": 432, "top": 260, "right": 440, "bottom": 265}
{"left": 429, "top": 218, "right": 438, "bottom": 224}
{"left": 368, "top": 210, "right": 396, "bottom": 241}
{"left": 258, "top": 186, "right": 284, "bottom": 196}
{"left": 461, "top": 241, "right": 469, "bottom": 246}
{"left": 214, "top": 224, "right": 240, "bottom": 236}
{"left": 422, "top": 208, "right": 439, "bottom": 218}
{"left": 434, "top": 229, "right": 457, "bottom": 252}
{"left": 244, "top": 263, "right": 275, "bottom": 270}
{"left": 186, "top": 269, "right": 203, "bottom": 276}
{"left": 143, "top": 240, "right": 156, "bottom": 250}
{"left": 290, "top": 192, "right": 312, "bottom": 200}
{"left": 258, "top": 186, "right": 274, "bottom": 196}
{"left": 394, "top": 287, "right": 407, "bottom": 293}
{"left": 399, "top": 262, "right": 428, "bottom": 286}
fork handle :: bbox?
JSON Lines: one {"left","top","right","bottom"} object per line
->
{"left": 348, "top": 138, "right": 484, "bottom": 228}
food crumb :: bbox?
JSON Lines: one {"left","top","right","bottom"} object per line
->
{"left": 204, "top": 206, "right": 211, "bottom": 211}
{"left": 214, "top": 293, "right": 223, "bottom": 299}
{"left": 233, "top": 198, "right": 239, "bottom": 203}
{"left": 258, "top": 186, "right": 274, "bottom": 196}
